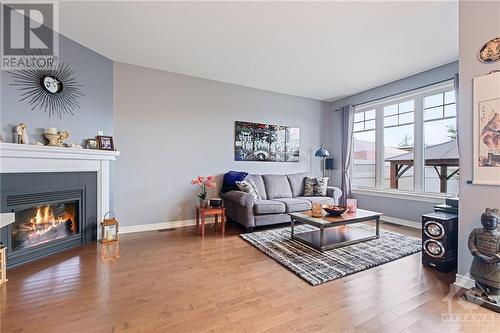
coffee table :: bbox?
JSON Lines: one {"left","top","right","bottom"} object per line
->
{"left": 289, "top": 209, "right": 383, "bottom": 252}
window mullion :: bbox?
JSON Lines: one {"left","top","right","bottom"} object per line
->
{"left": 414, "top": 95, "right": 424, "bottom": 192}
{"left": 375, "top": 106, "right": 384, "bottom": 188}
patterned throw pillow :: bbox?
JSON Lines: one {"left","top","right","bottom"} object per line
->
{"left": 236, "top": 179, "right": 262, "bottom": 200}
{"left": 303, "top": 177, "right": 329, "bottom": 197}
{"left": 303, "top": 177, "right": 316, "bottom": 196}
{"left": 314, "top": 177, "right": 328, "bottom": 196}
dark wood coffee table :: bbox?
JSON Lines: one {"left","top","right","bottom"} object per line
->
{"left": 289, "top": 209, "right": 383, "bottom": 252}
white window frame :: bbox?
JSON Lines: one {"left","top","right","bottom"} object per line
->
{"left": 352, "top": 80, "right": 457, "bottom": 199}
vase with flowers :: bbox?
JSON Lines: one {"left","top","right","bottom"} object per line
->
{"left": 191, "top": 176, "right": 216, "bottom": 208}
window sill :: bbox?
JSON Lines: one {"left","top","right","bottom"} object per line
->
{"left": 351, "top": 187, "right": 453, "bottom": 204}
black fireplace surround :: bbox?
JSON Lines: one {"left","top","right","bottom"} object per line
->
{"left": 1, "top": 172, "right": 97, "bottom": 268}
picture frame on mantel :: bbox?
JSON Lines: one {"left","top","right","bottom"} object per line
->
{"left": 97, "top": 136, "right": 115, "bottom": 151}
{"left": 472, "top": 71, "right": 500, "bottom": 185}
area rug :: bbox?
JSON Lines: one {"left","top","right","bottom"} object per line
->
{"left": 240, "top": 224, "right": 421, "bottom": 286}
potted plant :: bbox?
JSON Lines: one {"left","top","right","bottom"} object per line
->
{"left": 191, "top": 176, "right": 216, "bottom": 208}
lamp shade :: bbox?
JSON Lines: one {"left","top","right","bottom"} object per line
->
{"left": 314, "top": 145, "right": 330, "bottom": 157}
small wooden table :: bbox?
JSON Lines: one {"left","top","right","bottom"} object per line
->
{"left": 289, "top": 209, "right": 383, "bottom": 252}
{"left": 195, "top": 206, "right": 226, "bottom": 236}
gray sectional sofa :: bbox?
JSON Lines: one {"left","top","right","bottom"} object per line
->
{"left": 222, "top": 172, "right": 342, "bottom": 231}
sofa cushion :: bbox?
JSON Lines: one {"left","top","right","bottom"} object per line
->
{"left": 262, "top": 174, "right": 293, "bottom": 199}
{"left": 246, "top": 174, "right": 267, "bottom": 200}
{"left": 222, "top": 171, "right": 248, "bottom": 193}
{"left": 254, "top": 200, "right": 286, "bottom": 215}
{"left": 297, "top": 196, "right": 334, "bottom": 206}
{"left": 286, "top": 172, "right": 311, "bottom": 197}
{"left": 274, "top": 198, "right": 311, "bottom": 213}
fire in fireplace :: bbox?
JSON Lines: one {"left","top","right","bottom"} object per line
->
{"left": 12, "top": 202, "right": 79, "bottom": 251}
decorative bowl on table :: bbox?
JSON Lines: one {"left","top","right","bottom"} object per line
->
{"left": 323, "top": 205, "right": 349, "bottom": 216}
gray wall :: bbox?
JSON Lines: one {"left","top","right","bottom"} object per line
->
{"left": 457, "top": 1, "right": 500, "bottom": 276}
{"left": 113, "top": 62, "right": 328, "bottom": 226}
{"left": 325, "top": 61, "right": 458, "bottom": 222}
{"left": 0, "top": 34, "right": 113, "bottom": 146}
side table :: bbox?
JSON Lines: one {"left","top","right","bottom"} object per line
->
{"left": 195, "top": 206, "right": 226, "bottom": 236}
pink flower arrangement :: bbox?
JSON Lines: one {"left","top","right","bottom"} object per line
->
{"left": 191, "top": 175, "right": 217, "bottom": 200}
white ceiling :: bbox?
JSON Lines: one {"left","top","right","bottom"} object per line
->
{"left": 58, "top": 1, "right": 458, "bottom": 101}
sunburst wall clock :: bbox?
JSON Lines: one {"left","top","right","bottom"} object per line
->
{"left": 8, "top": 56, "right": 83, "bottom": 118}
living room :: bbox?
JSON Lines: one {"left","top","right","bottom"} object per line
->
{"left": 0, "top": 1, "right": 499, "bottom": 332}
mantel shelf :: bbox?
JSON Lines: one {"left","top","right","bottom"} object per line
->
{"left": 0, "top": 142, "right": 120, "bottom": 161}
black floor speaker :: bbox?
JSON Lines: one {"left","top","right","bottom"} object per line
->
{"left": 422, "top": 212, "right": 458, "bottom": 273}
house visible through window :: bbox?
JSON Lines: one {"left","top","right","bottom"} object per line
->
{"left": 352, "top": 81, "right": 458, "bottom": 195}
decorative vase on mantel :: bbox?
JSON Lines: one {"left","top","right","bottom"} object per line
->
{"left": 199, "top": 199, "right": 208, "bottom": 208}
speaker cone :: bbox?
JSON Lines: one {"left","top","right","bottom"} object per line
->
{"left": 424, "top": 221, "right": 445, "bottom": 239}
{"left": 423, "top": 239, "right": 445, "bottom": 258}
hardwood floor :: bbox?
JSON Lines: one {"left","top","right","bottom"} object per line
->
{"left": 0, "top": 221, "right": 497, "bottom": 333}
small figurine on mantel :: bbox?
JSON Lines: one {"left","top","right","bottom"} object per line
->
{"left": 464, "top": 208, "right": 500, "bottom": 313}
{"left": 16, "top": 123, "right": 29, "bottom": 144}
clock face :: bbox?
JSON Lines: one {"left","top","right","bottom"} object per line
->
{"left": 42, "top": 75, "right": 63, "bottom": 94}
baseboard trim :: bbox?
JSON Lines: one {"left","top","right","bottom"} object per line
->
{"left": 381, "top": 215, "right": 420, "bottom": 229}
{"left": 120, "top": 219, "right": 196, "bottom": 234}
{"left": 120, "top": 214, "right": 420, "bottom": 234}
{"left": 454, "top": 273, "right": 475, "bottom": 290}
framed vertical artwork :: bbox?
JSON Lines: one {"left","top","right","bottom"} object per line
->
{"left": 234, "top": 121, "right": 300, "bottom": 162}
{"left": 473, "top": 72, "right": 500, "bottom": 185}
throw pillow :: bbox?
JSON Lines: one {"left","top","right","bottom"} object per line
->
{"left": 314, "top": 177, "right": 328, "bottom": 196}
{"left": 303, "top": 177, "right": 329, "bottom": 197}
{"left": 303, "top": 177, "right": 316, "bottom": 196}
{"left": 222, "top": 171, "right": 249, "bottom": 193}
{"left": 236, "top": 179, "right": 262, "bottom": 200}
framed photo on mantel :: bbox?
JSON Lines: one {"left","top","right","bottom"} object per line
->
{"left": 473, "top": 72, "right": 500, "bottom": 185}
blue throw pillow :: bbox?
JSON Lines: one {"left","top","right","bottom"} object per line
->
{"left": 222, "top": 171, "right": 248, "bottom": 193}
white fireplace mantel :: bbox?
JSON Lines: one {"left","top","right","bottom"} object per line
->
{"left": 0, "top": 143, "right": 120, "bottom": 237}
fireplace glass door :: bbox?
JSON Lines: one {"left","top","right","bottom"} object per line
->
{"left": 11, "top": 201, "right": 79, "bottom": 251}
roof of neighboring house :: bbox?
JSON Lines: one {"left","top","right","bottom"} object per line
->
{"left": 354, "top": 138, "right": 408, "bottom": 158}
{"left": 385, "top": 140, "right": 458, "bottom": 163}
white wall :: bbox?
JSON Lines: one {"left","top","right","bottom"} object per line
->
{"left": 457, "top": 1, "right": 500, "bottom": 275}
{"left": 113, "top": 63, "right": 328, "bottom": 226}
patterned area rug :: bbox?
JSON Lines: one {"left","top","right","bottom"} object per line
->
{"left": 240, "top": 224, "right": 421, "bottom": 286}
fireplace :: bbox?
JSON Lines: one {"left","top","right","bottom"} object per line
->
{"left": 0, "top": 172, "right": 97, "bottom": 268}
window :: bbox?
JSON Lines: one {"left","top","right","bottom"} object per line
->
{"left": 383, "top": 100, "right": 415, "bottom": 191}
{"left": 352, "top": 81, "right": 458, "bottom": 195}
{"left": 353, "top": 109, "right": 376, "bottom": 187}
{"left": 423, "top": 91, "right": 458, "bottom": 194}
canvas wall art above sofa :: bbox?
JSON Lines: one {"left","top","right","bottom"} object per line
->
{"left": 234, "top": 121, "right": 300, "bottom": 162}
{"left": 222, "top": 172, "right": 342, "bottom": 230}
